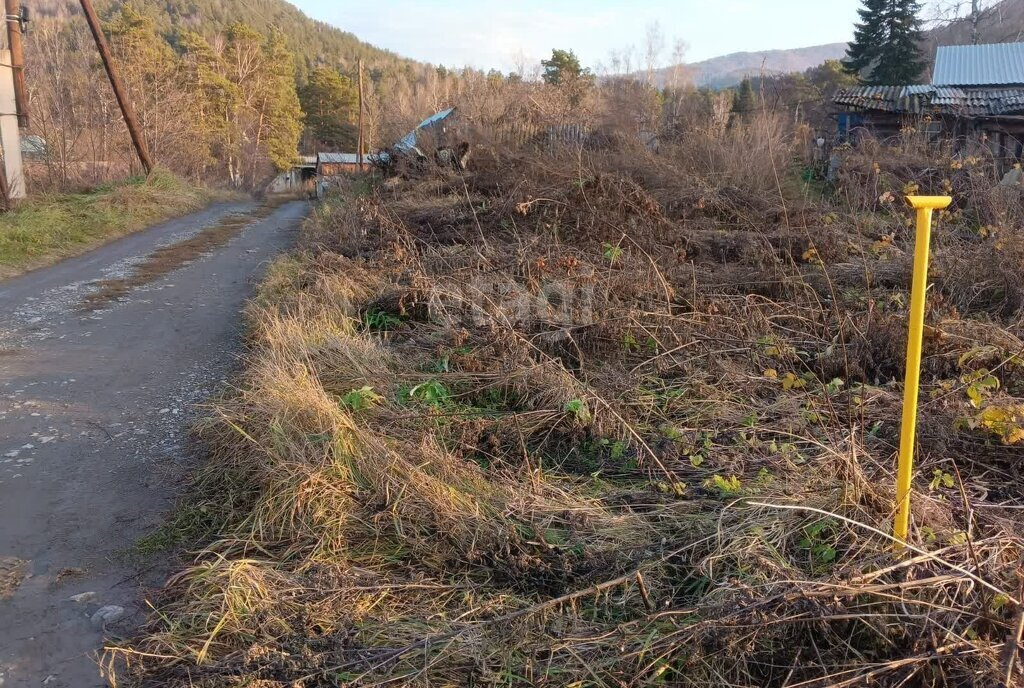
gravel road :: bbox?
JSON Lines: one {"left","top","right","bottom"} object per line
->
{"left": 0, "top": 199, "right": 308, "bottom": 687}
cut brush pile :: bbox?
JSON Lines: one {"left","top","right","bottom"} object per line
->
{"left": 109, "top": 129, "right": 1024, "bottom": 687}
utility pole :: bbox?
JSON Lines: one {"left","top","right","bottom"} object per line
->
{"left": 4, "top": 0, "right": 26, "bottom": 128}
{"left": 357, "top": 59, "right": 364, "bottom": 172}
{"left": 79, "top": 0, "right": 154, "bottom": 175}
{"left": 0, "top": 48, "right": 25, "bottom": 199}
{"left": 0, "top": 153, "right": 10, "bottom": 207}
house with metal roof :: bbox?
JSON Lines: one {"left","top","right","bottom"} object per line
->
{"left": 834, "top": 42, "right": 1024, "bottom": 172}
{"left": 313, "top": 152, "right": 368, "bottom": 198}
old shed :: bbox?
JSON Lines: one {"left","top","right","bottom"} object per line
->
{"left": 315, "top": 152, "right": 365, "bottom": 198}
{"left": 834, "top": 42, "right": 1024, "bottom": 173}
{"left": 317, "top": 152, "right": 363, "bottom": 177}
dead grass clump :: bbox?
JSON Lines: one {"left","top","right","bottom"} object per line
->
{"left": 110, "top": 129, "right": 1024, "bottom": 687}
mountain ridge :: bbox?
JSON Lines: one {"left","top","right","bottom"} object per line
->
{"left": 656, "top": 0, "right": 1024, "bottom": 89}
{"left": 679, "top": 42, "right": 849, "bottom": 89}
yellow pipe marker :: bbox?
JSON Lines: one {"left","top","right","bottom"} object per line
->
{"left": 895, "top": 196, "right": 952, "bottom": 549}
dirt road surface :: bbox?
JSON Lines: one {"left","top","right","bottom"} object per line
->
{"left": 0, "top": 199, "right": 308, "bottom": 687}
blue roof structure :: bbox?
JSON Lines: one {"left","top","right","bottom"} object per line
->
{"left": 933, "top": 43, "right": 1024, "bottom": 87}
{"left": 394, "top": 108, "right": 457, "bottom": 154}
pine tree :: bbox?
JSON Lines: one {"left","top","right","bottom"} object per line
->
{"left": 541, "top": 49, "right": 594, "bottom": 108}
{"left": 732, "top": 78, "right": 756, "bottom": 114}
{"left": 260, "top": 32, "right": 304, "bottom": 173}
{"left": 541, "top": 49, "right": 588, "bottom": 85}
{"left": 299, "top": 67, "right": 358, "bottom": 150}
{"left": 180, "top": 31, "right": 240, "bottom": 172}
{"left": 843, "top": 0, "right": 926, "bottom": 85}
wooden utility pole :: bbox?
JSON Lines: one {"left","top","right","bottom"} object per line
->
{"left": 0, "top": 154, "right": 10, "bottom": 207}
{"left": 79, "top": 0, "right": 154, "bottom": 175}
{"left": 357, "top": 59, "right": 364, "bottom": 172}
{"left": 5, "top": 0, "right": 26, "bottom": 128}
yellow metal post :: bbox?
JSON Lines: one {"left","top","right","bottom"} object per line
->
{"left": 895, "top": 196, "right": 952, "bottom": 549}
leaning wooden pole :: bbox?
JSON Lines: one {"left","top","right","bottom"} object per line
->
{"left": 79, "top": 0, "right": 154, "bottom": 175}
{"left": 4, "top": 0, "right": 27, "bottom": 128}
{"left": 357, "top": 59, "right": 365, "bottom": 172}
{"left": 0, "top": 150, "right": 11, "bottom": 209}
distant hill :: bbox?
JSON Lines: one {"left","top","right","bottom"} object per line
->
{"left": 654, "top": 43, "right": 848, "bottom": 89}
{"left": 32, "top": 0, "right": 418, "bottom": 76}
{"left": 658, "top": 0, "right": 1024, "bottom": 90}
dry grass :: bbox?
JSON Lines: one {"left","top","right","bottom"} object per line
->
{"left": 0, "top": 557, "right": 28, "bottom": 600}
{"left": 107, "top": 122, "right": 1024, "bottom": 687}
{"left": 0, "top": 169, "right": 236, "bottom": 280}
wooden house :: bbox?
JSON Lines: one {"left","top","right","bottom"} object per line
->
{"left": 834, "top": 42, "right": 1024, "bottom": 173}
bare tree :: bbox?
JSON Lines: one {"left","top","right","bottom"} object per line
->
{"left": 925, "top": 0, "right": 1018, "bottom": 43}
{"left": 644, "top": 21, "right": 664, "bottom": 86}
{"left": 667, "top": 38, "right": 690, "bottom": 90}
{"left": 620, "top": 44, "right": 636, "bottom": 79}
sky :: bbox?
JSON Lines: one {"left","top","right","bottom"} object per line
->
{"left": 291, "top": 0, "right": 864, "bottom": 72}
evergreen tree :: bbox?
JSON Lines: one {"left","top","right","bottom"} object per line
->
{"left": 843, "top": 0, "right": 926, "bottom": 84}
{"left": 213, "top": 23, "right": 303, "bottom": 185}
{"left": 541, "top": 49, "right": 590, "bottom": 85}
{"left": 299, "top": 67, "right": 358, "bottom": 150}
{"left": 180, "top": 31, "right": 240, "bottom": 171}
{"left": 541, "top": 49, "right": 594, "bottom": 108}
{"left": 260, "top": 32, "right": 304, "bottom": 172}
{"left": 732, "top": 77, "right": 756, "bottom": 114}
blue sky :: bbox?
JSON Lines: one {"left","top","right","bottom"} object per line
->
{"left": 291, "top": 0, "right": 863, "bottom": 72}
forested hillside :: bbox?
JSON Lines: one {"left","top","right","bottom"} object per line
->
{"left": 24, "top": 0, "right": 463, "bottom": 191}
{"left": 33, "top": 0, "right": 415, "bottom": 76}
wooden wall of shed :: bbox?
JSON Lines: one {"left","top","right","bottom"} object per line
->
{"left": 976, "top": 121, "right": 1024, "bottom": 177}
{"left": 841, "top": 112, "right": 1024, "bottom": 175}
{"left": 318, "top": 162, "right": 359, "bottom": 176}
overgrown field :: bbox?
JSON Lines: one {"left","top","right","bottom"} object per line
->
{"left": 110, "top": 125, "right": 1024, "bottom": 686}
{"left": 0, "top": 170, "right": 225, "bottom": 279}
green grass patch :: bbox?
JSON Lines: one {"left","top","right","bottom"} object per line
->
{"left": 135, "top": 503, "right": 221, "bottom": 555}
{"left": 0, "top": 169, "right": 231, "bottom": 279}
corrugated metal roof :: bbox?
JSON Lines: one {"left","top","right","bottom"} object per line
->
{"left": 833, "top": 86, "right": 927, "bottom": 113}
{"left": 835, "top": 84, "right": 1024, "bottom": 116}
{"left": 395, "top": 107, "right": 457, "bottom": 153}
{"left": 317, "top": 152, "right": 360, "bottom": 165}
{"left": 933, "top": 43, "right": 1024, "bottom": 86}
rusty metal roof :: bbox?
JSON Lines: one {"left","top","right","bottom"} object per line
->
{"left": 933, "top": 43, "right": 1024, "bottom": 86}
{"left": 834, "top": 84, "right": 1024, "bottom": 117}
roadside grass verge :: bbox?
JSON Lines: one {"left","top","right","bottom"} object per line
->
{"left": 0, "top": 169, "right": 236, "bottom": 280}
{"left": 108, "top": 134, "right": 1024, "bottom": 687}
